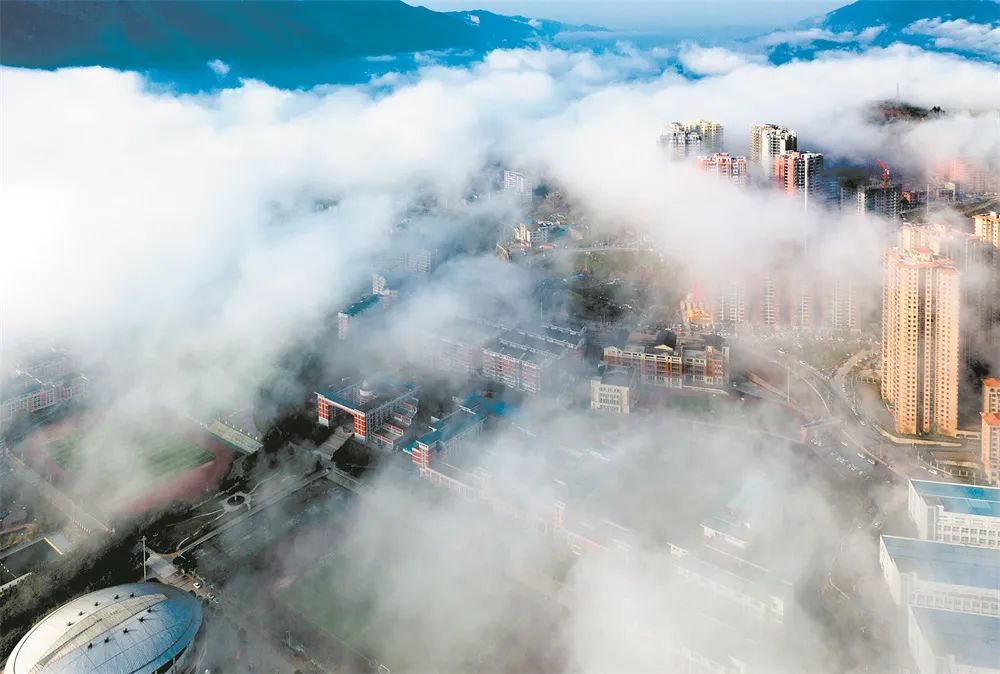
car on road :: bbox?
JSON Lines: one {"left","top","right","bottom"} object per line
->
{"left": 193, "top": 581, "right": 202, "bottom": 589}
{"left": 841, "top": 441, "right": 849, "bottom": 447}
{"left": 867, "top": 458, "right": 876, "bottom": 465}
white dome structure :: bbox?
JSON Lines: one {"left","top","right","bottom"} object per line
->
{"left": 4, "top": 582, "right": 204, "bottom": 674}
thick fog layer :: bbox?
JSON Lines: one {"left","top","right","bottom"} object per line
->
{"left": 2, "top": 36, "right": 997, "bottom": 673}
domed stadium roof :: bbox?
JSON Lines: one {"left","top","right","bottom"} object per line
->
{"left": 5, "top": 582, "right": 202, "bottom": 674}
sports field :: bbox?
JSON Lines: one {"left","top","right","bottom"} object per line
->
{"left": 40, "top": 424, "right": 214, "bottom": 477}
{"left": 279, "top": 555, "right": 381, "bottom": 663}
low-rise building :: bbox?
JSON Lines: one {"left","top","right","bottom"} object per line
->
{"left": 316, "top": 380, "right": 418, "bottom": 445}
{"left": 481, "top": 323, "right": 585, "bottom": 395}
{"left": 0, "top": 363, "right": 88, "bottom": 427}
{"left": 907, "top": 480, "right": 1000, "bottom": 549}
{"left": 666, "top": 542, "right": 791, "bottom": 625}
{"left": 879, "top": 535, "right": 1000, "bottom": 617}
{"left": 602, "top": 332, "right": 729, "bottom": 391}
{"left": 513, "top": 221, "right": 551, "bottom": 247}
{"left": 406, "top": 394, "right": 504, "bottom": 469}
{"left": 590, "top": 368, "right": 637, "bottom": 414}
{"left": 906, "top": 607, "right": 1000, "bottom": 674}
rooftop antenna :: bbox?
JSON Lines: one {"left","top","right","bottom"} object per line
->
{"left": 141, "top": 535, "right": 147, "bottom": 582}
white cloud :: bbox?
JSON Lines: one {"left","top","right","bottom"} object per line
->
{"left": 905, "top": 17, "right": 1000, "bottom": 57}
{"left": 206, "top": 58, "right": 231, "bottom": 76}
{"left": 2, "top": 39, "right": 1000, "bottom": 672}
{"left": 677, "top": 44, "right": 762, "bottom": 76}
{"left": 758, "top": 25, "right": 885, "bottom": 47}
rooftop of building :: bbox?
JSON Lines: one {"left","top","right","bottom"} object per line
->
{"left": 670, "top": 543, "right": 792, "bottom": 606}
{"left": 910, "top": 479, "right": 1000, "bottom": 518}
{"left": 909, "top": 607, "right": 1000, "bottom": 670}
{"left": 5, "top": 582, "right": 202, "bottom": 674}
{"left": 984, "top": 412, "right": 1000, "bottom": 427}
{"left": 888, "top": 247, "right": 958, "bottom": 270}
{"left": 880, "top": 536, "right": 999, "bottom": 590}
{"left": 317, "top": 380, "right": 417, "bottom": 414}
{"left": 984, "top": 378, "right": 1000, "bottom": 388}
{"left": 2, "top": 372, "right": 46, "bottom": 399}
{"left": 338, "top": 293, "right": 382, "bottom": 318}
{"left": 593, "top": 368, "right": 634, "bottom": 388}
{"left": 612, "top": 330, "right": 727, "bottom": 357}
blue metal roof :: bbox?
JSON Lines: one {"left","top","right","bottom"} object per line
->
{"left": 338, "top": 294, "right": 381, "bottom": 317}
{"left": 910, "top": 607, "right": 1000, "bottom": 669}
{"left": 5, "top": 582, "right": 202, "bottom": 674}
{"left": 912, "top": 480, "right": 1000, "bottom": 517}
{"left": 881, "top": 536, "right": 1000, "bottom": 590}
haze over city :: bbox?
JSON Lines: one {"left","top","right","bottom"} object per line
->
{"left": 1, "top": 1, "right": 998, "bottom": 673}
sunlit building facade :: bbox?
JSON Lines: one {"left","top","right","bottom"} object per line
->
{"left": 881, "top": 248, "right": 961, "bottom": 437}
{"left": 750, "top": 123, "right": 796, "bottom": 174}
{"left": 696, "top": 153, "right": 747, "bottom": 185}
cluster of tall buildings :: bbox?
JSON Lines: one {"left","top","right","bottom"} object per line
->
{"left": 879, "top": 213, "right": 1000, "bottom": 446}
{"left": 879, "top": 480, "right": 999, "bottom": 674}
{"left": 705, "top": 262, "right": 862, "bottom": 334}
{"left": 660, "top": 119, "right": 724, "bottom": 159}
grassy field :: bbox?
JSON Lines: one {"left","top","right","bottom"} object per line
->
{"left": 279, "top": 555, "right": 379, "bottom": 662}
{"left": 41, "top": 425, "right": 213, "bottom": 477}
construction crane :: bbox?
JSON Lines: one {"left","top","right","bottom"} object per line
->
{"left": 876, "top": 160, "right": 891, "bottom": 189}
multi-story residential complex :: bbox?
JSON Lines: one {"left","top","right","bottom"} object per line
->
{"left": 881, "top": 247, "right": 961, "bottom": 437}
{"left": 602, "top": 332, "right": 729, "bottom": 390}
{"left": 513, "top": 220, "right": 551, "bottom": 247}
{"left": 844, "top": 181, "right": 902, "bottom": 221}
{"left": 696, "top": 153, "right": 747, "bottom": 185}
{"left": 974, "top": 211, "right": 1000, "bottom": 249}
{"left": 773, "top": 151, "right": 824, "bottom": 208}
{"left": 481, "top": 323, "right": 585, "bottom": 395}
{"left": 691, "top": 120, "right": 724, "bottom": 153}
{"left": 906, "top": 607, "right": 1000, "bottom": 674}
{"left": 337, "top": 293, "right": 383, "bottom": 339}
{"left": 0, "top": 352, "right": 88, "bottom": 427}
{"left": 660, "top": 122, "right": 702, "bottom": 160}
{"left": 502, "top": 169, "right": 533, "bottom": 205}
{"left": 316, "top": 380, "right": 418, "bottom": 445}
{"left": 750, "top": 123, "right": 796, "bottom": 173}
{"left": 590, "top": 368, "right": 637, "bottom": 414}
{"left": 907, "top": 480, "right": 1000, "bottom": 548}
{"left": 899, "top": 223, "right": 999, "bottom": 407}
{"left": 711, "top": 280, "right": 749, "bottom": 327}
{"left": 985, "top": 379, "right": 1000, "bottom": 414}
{"left": 823, "top": 275, "right": 859, "bottom": 332}
{"left": 879, "top": 535, "right": 1000, "bottom": 617}
{"left": 983, "top": 379, "right": 1000, "bottom": 486}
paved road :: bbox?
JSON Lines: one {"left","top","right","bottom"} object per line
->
{"left": 4, "top": 453, "right": 110, "bottom": 534}
{"left": 174, "top": 468, "right": 330, "bottom": 557}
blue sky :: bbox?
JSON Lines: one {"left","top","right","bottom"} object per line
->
{"left": 412, "top": 0, "right": 845, "bottom": 30}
